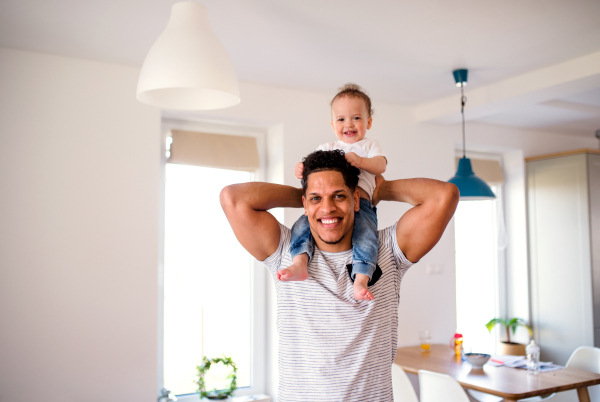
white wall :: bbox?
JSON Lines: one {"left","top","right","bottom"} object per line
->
{"left": 0, "top": 47, "right": 597, "bottom": 402}
{"left": 0, "top": 48, "right": 161, "bottom": 402}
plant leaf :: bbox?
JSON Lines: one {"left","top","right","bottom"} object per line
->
{"left": 515, "top": 318, "right": 533, "bottom": 336}
{"left": 485, "top": 318, "right": 502, "bottom": 332}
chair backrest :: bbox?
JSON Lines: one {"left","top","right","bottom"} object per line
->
{"left": 392, "top": 364, "right": 419, "bottom": 402}
{"left": 566, "top": 346, "right": 600, "bottom": 373}
{"left": 419, "top": 369, "right": 471, "bottom": 402}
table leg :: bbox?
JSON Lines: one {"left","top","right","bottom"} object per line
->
{"left": 577, "top": 387, "right": 591, "bottom": 402}
{"left": 503, "top": 399, "right": 518, "bottom": 402}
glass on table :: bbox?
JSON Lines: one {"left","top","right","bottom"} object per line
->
{"left": 419, "top": 330, "right": 431, "bottom": 351}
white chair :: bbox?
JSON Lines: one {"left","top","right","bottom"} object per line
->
{"left": 392, "top": 363, "right": 419, "bottom": 402}
{"left": 468, "top": 346, "right": 600, "bottom": 402}
{"left": 567, "top": 346, "right": 600, "bottom": 372}
{"left": 567, "top": 346, "right": 600, "bottom": 402}
{"left": 418, "top": 369, "right": 470, "bottom": 402}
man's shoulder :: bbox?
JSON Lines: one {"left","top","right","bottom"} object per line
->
{"left": 260, "top": 223, "right": 291, "bottom": 268}
{"left": 377, "top": 224, "right": 394, "bottom": 237}
{"left": 279, "top": 223, "right": 291, "bottom": 234}
{"left": 377, "top": 224, "right": 413, "bottom": 270}
{"left": 377, "top": 225, "right": 397, "bottom": 252}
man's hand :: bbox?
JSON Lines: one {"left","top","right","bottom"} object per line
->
{"left": 371, "top": 174, "right": 385, "bottom": 207}
{"left": 345, "top": 152, "right": 362, "bottom": 168}
{"left": 294, "top": 162, "right": 304, "bottom": 179}
{"left": 371, "top": 176, "right": 459, "bottom": 263}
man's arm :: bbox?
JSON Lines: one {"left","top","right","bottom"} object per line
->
{"left": 372, "top": 176, "right": 459, "bottom": 263}
{"left": 220, "top": 183, "right": 303, "bottom": 261}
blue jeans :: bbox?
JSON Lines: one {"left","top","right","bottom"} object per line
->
{"left": 290, "top": 198, "right": 378, "bottom": 279}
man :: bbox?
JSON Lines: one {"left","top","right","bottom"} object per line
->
{"left": 220, "top": 150, "right": 458, "bottom": 402}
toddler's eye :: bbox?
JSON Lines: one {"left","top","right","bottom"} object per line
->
{"left": 338, "top": 118, "right": 344, "bottom": 122}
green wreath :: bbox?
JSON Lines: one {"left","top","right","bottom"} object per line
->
{"left": 196, "top": 356, "right": 238, "bottom": 400}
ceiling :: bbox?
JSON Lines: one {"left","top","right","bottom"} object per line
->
{"left": 1, "top": 0, "right": 599, "bottom": 137}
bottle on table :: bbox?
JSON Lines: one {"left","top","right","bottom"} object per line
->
{"left": 451, "top": 333, "right": 464, "bottom": 358}
{"left": 526, "top": 340, "right": 540, "bottom": 375}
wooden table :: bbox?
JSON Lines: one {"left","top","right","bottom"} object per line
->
{"left": 394, "top": 345, "right": 600, "bottom": 402}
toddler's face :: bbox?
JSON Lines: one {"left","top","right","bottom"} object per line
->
{"left": 330, "top": 96, "right": 372, "bottom": 144}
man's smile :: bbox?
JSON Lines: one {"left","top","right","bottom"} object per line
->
{"left": 318, "top": 217, "right": 341, "bottom": 227}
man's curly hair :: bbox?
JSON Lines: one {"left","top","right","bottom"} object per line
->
{"left": 301, "top": 150, "right": 360, "bottom": 195}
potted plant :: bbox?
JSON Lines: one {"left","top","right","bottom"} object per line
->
{"left": 197, "top": 355, "right": 238, "bottom": 400}
{"left": 485, "top": 317, "right": 532, "bottom": 355}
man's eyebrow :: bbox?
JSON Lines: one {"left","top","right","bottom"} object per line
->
{"left": 307, "top": 189, "right": 347, "bottom": 196}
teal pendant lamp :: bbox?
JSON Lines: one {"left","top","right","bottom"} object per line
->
{"left": 448, "top": 69, "right": 496, "bottom": 200}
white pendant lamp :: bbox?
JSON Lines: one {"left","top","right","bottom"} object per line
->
{"left": 136, "top": 2, "right": 240, "bottom": 110}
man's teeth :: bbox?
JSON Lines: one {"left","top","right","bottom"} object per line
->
{"left": 321, "top": 218, "right": 339, "bottom": 224}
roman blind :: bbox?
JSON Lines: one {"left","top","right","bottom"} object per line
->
{"left": 455, "top": 157, "right": 504, "bottom": 184}
{"left": 169, "top": 129, "right": 260, "bottom": 172}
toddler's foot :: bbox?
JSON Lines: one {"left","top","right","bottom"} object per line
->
{"left": 353, "top": 273, "right": 374, "bottom": 301}
{"left": 277, "top": 253, "right": 309, "bottom": 282}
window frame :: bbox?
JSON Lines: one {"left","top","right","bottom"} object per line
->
{"left": 158, "top": 118, "right": 268, "bottom": 399}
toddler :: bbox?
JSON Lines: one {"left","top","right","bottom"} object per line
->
{"left": 277, "top": 84, "right": 387, "bottom": 301}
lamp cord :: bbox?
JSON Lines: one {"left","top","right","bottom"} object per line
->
{"left": 461, "top": 85, "right": 467, "bottom": 159}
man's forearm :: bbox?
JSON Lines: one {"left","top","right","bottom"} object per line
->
{"left": 374, "top": 176, "right": 459, "bottom": 262}
{"left": 221, "top": 182, "right": 303, "bottom": 212}
{"left": 375, "top": 177, "right": 455, "bottom": 207}
{"left": 220, "top": 182, "right": 302, "bottom": 261}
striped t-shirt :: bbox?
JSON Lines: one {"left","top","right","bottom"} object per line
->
{"left": 261, "top": 223, "right": 413, "bottom": 402}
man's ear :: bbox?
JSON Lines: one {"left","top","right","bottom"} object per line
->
{"left": 354, "top": 190, "right": 360, "bottom": 212}
{"left": 302, "top": 195, "right": 307, "bottom": 214}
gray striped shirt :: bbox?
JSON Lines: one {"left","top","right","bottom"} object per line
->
{"left": 262, "top": 223, "right": 413, "bottom": 402}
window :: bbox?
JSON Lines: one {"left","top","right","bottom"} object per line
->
{"left": 454, "top": 155, "right": 506, "bottom": 355}
{"left": 164, "top": 165, "right": 254, "bottom": 395}
{"left": 159, "top": 121, "right": 266, "bottom": 399}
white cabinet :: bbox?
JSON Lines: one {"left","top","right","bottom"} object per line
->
{"left": 527, "top": 149, "right": 600, "bottom": 365}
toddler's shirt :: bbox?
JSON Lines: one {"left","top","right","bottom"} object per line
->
{"left": 316, "top": 138, "right": 385, "bottom": 199}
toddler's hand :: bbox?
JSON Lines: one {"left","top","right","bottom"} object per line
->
{"left": 345, "top": 152, "right": 362, "bottom": 168}
{"left": 294, "top": 162, "right": 304, "bottom": 179}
